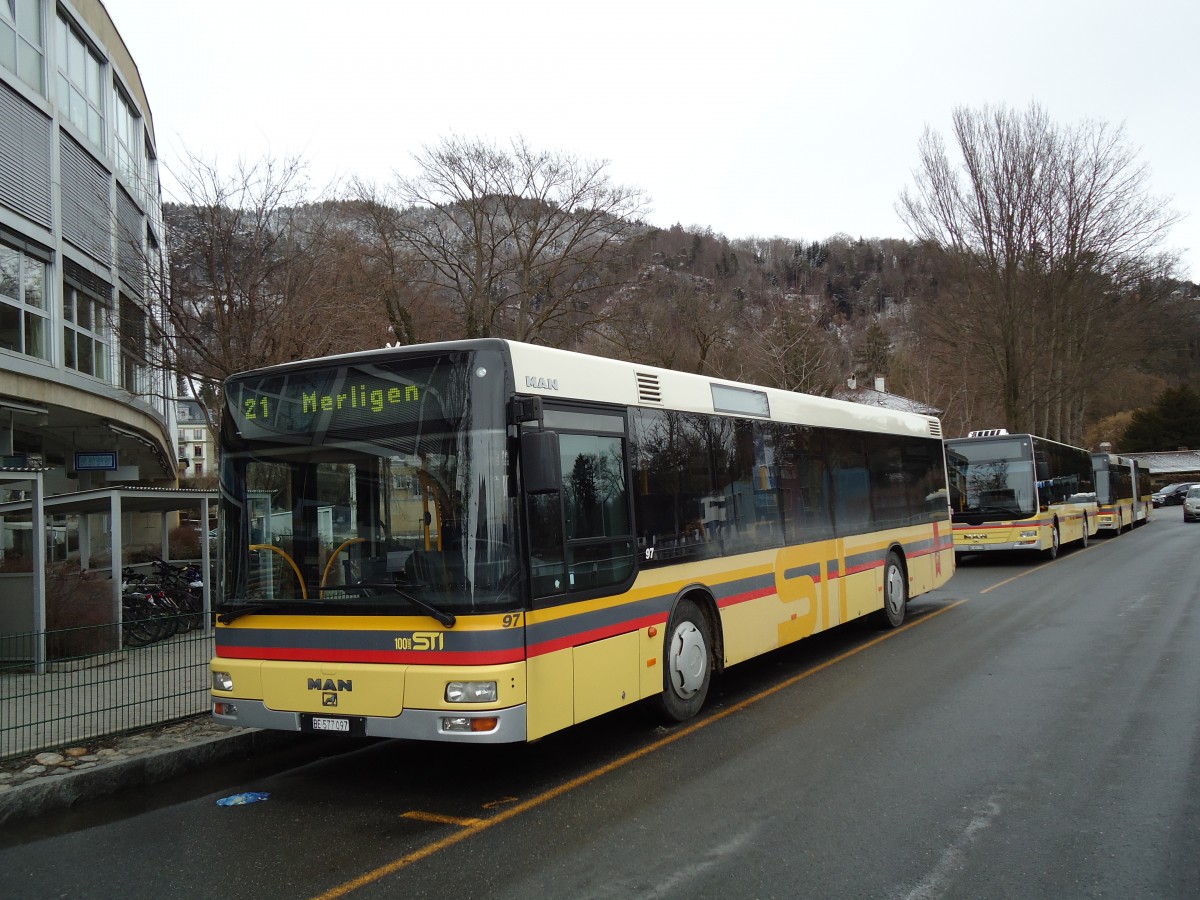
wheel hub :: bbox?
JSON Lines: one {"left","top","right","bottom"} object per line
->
{"left": 887, "top": 567, "right": 905, "bottom": 614}
{"left": 669, "top": 623, "right": 707, "bottom": 698}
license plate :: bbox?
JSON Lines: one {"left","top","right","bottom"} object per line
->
{"left": 969, "top": 544, "right": 985, "bottom": 551}
{"left": 311, "top": 716, "right": 350, "bottom": 732}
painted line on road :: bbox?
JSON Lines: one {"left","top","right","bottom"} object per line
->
{"left": 978, "top": 537, "right": 1105, "bottom": 596}
{"left": 309, "top": 600, "right": 968, "bottom": 900}
{"left": 979, "top": 562, "right": 1055, "bottom": 594}
{"left": 401, "top": 811, "right": 485, "bottom": 827}
{"left": 901, "top": 794, "right": 1003, "bottom": 900}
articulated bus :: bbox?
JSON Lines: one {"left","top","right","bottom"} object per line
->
{"left": 945, "top": 431, "right": 1099, "bottom": 560}
{"left": 1132, "top": 458, "right": 1153, "bottom": 524}
{"left": 210, "top": 339, "right": 954, "bottom": 743}
{"left": 1091, "top": 453, "right": 1151, "bottom": 533}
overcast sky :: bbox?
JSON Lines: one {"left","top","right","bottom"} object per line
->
{"left": 102, "top": 0, "right": 1199, "bottom": 281}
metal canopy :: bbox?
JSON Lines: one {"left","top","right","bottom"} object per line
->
{"left": 0, "top": 468, "right": 47, "bottom": 668}
{"left": 0, "top": 485, "right": 216, "bottom": 673}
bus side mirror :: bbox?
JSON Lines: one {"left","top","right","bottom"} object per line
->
{"left": 520, "top": 430, "right": 561, "bottom": 494}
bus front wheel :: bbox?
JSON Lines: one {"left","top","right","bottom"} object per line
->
{"left": 1044, "top": 525, "right": 1060, "bottom": 560}
{"left": 658, "top": 598, "right": 712, "bottom": 722}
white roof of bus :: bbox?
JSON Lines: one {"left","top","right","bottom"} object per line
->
{"left": 228, "top": 339, "right": 941, "bottom": 440}
{"left": 504, "top": 341, "right": 940, "bottom": 439}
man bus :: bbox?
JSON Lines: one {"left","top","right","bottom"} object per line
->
{"left": 1091, "top": 452, "right": 1149, "bottom": 533}
{"left": 946, "top": 430, "right": 1098, "bottom": 560}
{"left": 211, "top": 339, "right": 954, "bottom": 743}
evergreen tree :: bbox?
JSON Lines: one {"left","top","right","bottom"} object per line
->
{"left": 1120, "top": 386, "right": 1200, "bottom": 451}
{"left": 854, "top": 320, "right": 892, "bottom": 379}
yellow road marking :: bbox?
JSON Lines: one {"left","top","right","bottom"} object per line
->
{"left": 401, "top": 811, "right": 484, "bottom": 827}
{"left": 310, "top": 600, "right": 966, "bottom": 900}
{"left": 481, "top": 796, "right": 519, "bottom": 809}
{"left": 979, "top": 566, "right": 1047, "bottom": 595}
{"left": 978, "top": 539, "right": 1099, "bottom": 595}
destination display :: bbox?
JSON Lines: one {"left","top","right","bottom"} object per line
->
{"left": 227, "top": 360, "right": 456, "bottom": 438}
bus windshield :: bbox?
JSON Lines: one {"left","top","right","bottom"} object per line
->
{"left": 217, "top": 348, "right": 518, "bottom": 617}
{"left": 946, "top": 437, "right": 1038, "bottom": 522}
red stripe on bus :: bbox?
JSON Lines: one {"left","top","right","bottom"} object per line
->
{"left": 526, "top": 610, "right": 668, "bottom": 657}
{"left": 715, "top": 585, "right": 777, "bottom": 609}
{"left": 214, "top": 645, "right": 525, "bottom": 665}
{"left": 842, "top": 559, "right": 884, "bottom": 577}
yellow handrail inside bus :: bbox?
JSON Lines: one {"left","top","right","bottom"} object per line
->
{"left": 320, "top": 537, "right": 367, "bottom": 592}
{"left": 249, "top": 543, "right": 308, "bottom": 600}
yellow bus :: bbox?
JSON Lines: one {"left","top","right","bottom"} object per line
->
{"left": 1131, "top": 458, "right": 1153, "bottom": 526}
{"left": 945, "top": 431, "right": 1099, "bottom": 560}
{"left": 211, "top": 340, "right": 955, "bottom": 742}
{"left": 1090, "top": 452, "right": 1150, "bottom": 533}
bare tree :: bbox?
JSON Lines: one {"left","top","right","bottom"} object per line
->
{"left": 162, "top": 154, "right": 384, "bottom": 425}
{"left": 898, "top": 103, "right": 1180, "bottom": 443}
{"left": 738, "top": 290, "right": 841, "bottom": 394}
{"left": 376, "top": 135, "right": 649, "bottom": 344}
{"left": 333, "top": 183, "right": 445, "bottom": 346}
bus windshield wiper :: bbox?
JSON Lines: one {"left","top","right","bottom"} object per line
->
{"left": 347, "top": 584, "right": 457, "bottom": 628}
{"left": 216, "top": 603, "right": 276, "bottom": 624}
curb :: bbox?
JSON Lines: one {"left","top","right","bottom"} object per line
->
{"left": 0, "top": 728, "right": 303, "bottom": 828}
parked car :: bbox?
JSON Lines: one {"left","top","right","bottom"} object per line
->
{"left": 1184, "top": 487, "right": 1200, "bottom": 522}
{"left": 1152, "top": 482, "right": 1196, "bottom": 507}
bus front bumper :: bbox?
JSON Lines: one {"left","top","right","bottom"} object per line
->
{"left": 954, "top": 535, "right": 1043, "bottom": 552}
{"left": 212, "top": 698, "right": 528, "bottom": 743}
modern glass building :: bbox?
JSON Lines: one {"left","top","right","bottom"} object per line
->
{"left": 0, "top": 0, "right": 175, "bottom": 491}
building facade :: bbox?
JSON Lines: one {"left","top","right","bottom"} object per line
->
{"left": 175, "top": 397, "right": 214, "bottom": 482}
{"left": 0, "top": 0, "right": 175, "bottom": 495}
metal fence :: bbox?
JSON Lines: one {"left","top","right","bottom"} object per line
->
{"left": 0, "top": 617, "right": 212, "bottom": 761}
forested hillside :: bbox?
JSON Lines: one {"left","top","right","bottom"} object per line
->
{"left": 159, "top": 114, "right": 1199, "bottom": 451}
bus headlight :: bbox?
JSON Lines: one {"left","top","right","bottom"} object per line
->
{"left": 442, "top": 716, "right": 500, "bottom": 733}
{"left": 1019, "top": 530, "right": 1038, "bottom": 538}
{"left": 445, "top": 681, "right": 497, "bottom": 703}
{"left": 212, "top": 671, "right": 234, "bottom": 692}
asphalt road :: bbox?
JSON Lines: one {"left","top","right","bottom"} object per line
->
{"left": 3, "top": 515, "right": 1198, "bottom": 899}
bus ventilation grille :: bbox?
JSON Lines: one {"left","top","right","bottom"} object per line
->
{"left": 636, "top": 373, "right": 663, "bottom": 404}
{"left": 928, "top": 418, "right": 943, "bottom": 437}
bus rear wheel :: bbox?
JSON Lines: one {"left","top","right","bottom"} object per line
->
{"left": 658, "top": 598, "right": 712, "bottom": 722}
{"left": 877, "top": 551, "right": 908, "bottom": 629}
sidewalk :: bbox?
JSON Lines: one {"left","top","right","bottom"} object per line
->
{"left": 0, "top": 715, "right": 300, "bottom": 828}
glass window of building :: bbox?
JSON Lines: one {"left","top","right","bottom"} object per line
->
{"left": 0, "top": 241, "right": 49, "bottom": 360}
{"left": 62, "top": 282, "right": 112, "bottom": 379}
{"left": 0, "top": 2, "right": 14, "bottom": 75}
{"left": 55, "top": 13, "right": 104, "bottom": 149}
{"left": 112, "top": 82, "right": 142, "bottom": 187}
{"left": 119, "top": 294, "right": 148, "bottom": 395}
{"left": 1, "top": 0, "right": 45, "bottom": 94}
{"left": 144, "top": 138, "right": 161, "bottom": 226}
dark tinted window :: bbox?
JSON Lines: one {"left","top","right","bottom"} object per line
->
{"left": 526, "top": 424, "right": 635, "bottom": 601}
{"left": 630, "top": 408, "right": 947, "bottom": 566}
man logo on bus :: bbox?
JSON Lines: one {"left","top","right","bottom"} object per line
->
{"left": 525, "top": 376, "right": 559, "bottom": 391}
{"left": 308, "top": 678, "right": 353, "bottom": 692}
